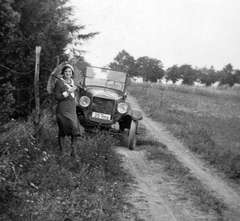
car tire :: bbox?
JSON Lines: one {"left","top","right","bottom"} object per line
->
{"left": 128, "top": 120, "right": 137, "bottom": 150}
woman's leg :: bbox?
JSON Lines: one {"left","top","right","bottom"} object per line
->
{"left": 58, "top": 136, "right": 65, "bottom": 152}
{"left": 71, "top": 135, "right": 77, "bottom": 157}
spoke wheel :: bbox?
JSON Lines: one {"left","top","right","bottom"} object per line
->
{"left": 128, "top": 120, "right": 137, "bottom": 150}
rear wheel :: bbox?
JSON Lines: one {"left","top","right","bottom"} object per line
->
{"left": 128, "top": 120, "right": 137, "bottom": 150}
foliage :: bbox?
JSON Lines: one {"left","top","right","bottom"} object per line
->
{"left": 109, "top": 52, "right": 239, "bottom": 87}
{"left": 165, "top": 65, "right": 180, "bottom": 84}
{"left": 0, "top": 0, "right": 20, "bottom": 42}
{"left": 197, "top": 66, "right": 217, "bottom": 86}
{"left": 0, "top": 0, "right": 98, "bottom": 123}
{"left": 74, "top": 58, "right": 90, "bottom": 71}
{"left": 0, "top": 110, "right": 130, "bottom": 220}
{"left": 109, "top": 50, "right": 137, "bottom": 77}
{"left": 110, "top": 50, "right": 240, "bottom": 86}
{"left": 109, "top": 49, "right": 240, "bottom": 87}
{"left": 234, "top": 70, "right": 240, "bottom": 84}
{"left": 109, "top": 50, "right": 164, "bottom": 82}
{"left": 165, "top": 64, "right": 240, "bottom": 87}
{"left": 218, "top": 64, "right": 235, "bottom": 86}
{"left": 178, "top": 64, "right": 198, "bottom": 85}
{"left": 136, "top": 56, "right": 164, "bottom": 82}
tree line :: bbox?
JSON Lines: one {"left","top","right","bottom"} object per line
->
{"left": 0, "top": 0, "right": 97, "bottom": 123}
{"left": 108, "top": 50, "right": 240, "bottom": 86}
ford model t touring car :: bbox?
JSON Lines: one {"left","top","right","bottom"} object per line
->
{"left": 76, "top": 66, "right": 143, "bottom": 150}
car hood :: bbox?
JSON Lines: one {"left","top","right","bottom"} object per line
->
{"left": 86, "top": 87, "right": 123, "bottom": 100}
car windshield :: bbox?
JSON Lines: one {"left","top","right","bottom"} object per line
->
{"left": 84, "top": 67, "right": 127, "bottom": 92}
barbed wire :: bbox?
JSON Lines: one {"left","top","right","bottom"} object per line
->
{"left": 0, "top": 85, "right": 34, "bottom": 91}
{"left": 0, "top": 63, "right": 54, "bottom": 92}
{"left": 0, "top": 62, "right": 55, "bottom": 121}
{"left": 0, "top": 64, "right": 35, "bottom": 75}
{"left": 0, "top": 62, "right": 57, "bottom": 78}
{"left": 42, "top": 67, "right": 53, "bottom": 71}
{"left": 0, "top": 91, "right": 51, "bottom": 112}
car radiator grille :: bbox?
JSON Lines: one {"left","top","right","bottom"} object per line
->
{"left": 91, "top": 97, "right": 115, "bottom": 115}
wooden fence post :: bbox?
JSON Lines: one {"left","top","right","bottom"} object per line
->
{"left": 34, "top": 46, "right": 42, "bottom": 137}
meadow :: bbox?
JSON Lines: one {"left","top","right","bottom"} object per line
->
{"left": 128, "top": 82, "right": 240, "bottom": 181}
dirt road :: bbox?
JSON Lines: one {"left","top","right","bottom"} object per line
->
{"left": 116, "top": 95, "right": 240, "bottom": 221}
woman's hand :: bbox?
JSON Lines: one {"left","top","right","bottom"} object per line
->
{"left": 62, "top": 91, "right": 69, "bottom": 97}
{"left": 68, "top": 86, "right": 76, "bottom": 93}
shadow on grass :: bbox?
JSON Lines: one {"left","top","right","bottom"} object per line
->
{"left": 136, "top": 135, "right": 167, "bottom": 149}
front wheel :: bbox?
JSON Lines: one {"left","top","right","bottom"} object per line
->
{"left": 128, "top": 120, "right": 137, "bottom": 150}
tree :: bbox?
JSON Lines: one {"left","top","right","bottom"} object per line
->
{"left": 0, "top": 0, "right": 98, "bottom": 121}
{"left": 165, "top": 65, "right": 180, "bottom": 84}
{"left": 136, "top": 56, "right": 164, "bottom": 82}
{"left": 109, "top": 50, "right": 137, "bottom": 77}
{"left": 178, "top": 64, "right": 198, "bottom": 85}
{"left": 233, "top": 70, "right": 240, "bottom": 84}
{"left": 219, "top": 64, "right": 235, "bottom": 86}
{"left": 0, "top": 0, "right": 20, "bottom": 43}
{"left": 198, "top": 66, "right": 217, "bottom": 86}
{"left": 72, "top": 58, "right": 90, "bottom": 84}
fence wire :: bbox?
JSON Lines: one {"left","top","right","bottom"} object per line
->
{"left": 0, "top": 64, "right": 35, "bottom": 75}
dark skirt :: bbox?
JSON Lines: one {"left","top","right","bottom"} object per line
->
{"left": 56, "top": 99, "right": 80, "bottom": 137}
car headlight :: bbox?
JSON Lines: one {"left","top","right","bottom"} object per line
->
{"left": 117, "top": 103, "right": 128, "bottom": 114}
{"left": 79, "top": 96, "right": 90, "bottom": 107}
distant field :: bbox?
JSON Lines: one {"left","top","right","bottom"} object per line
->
{"left": 128, "top": 82, "right": 240, "bottom": 180}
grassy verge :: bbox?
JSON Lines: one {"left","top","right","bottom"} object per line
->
{"left": 0, "top": 109, "right": 132, "bottom": 221}
{"left": 128, "top": 82, "right": 240, "bottom": 181}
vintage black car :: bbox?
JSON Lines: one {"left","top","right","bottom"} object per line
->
{"left": 76, "top": 66, "right": 143, "bottom": 150}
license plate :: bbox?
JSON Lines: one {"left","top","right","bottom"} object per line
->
{"left": 92, "top": 112, "right": 111, "bottom": 120}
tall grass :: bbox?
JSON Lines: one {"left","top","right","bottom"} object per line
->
{"left": 0, "top": 109, "right": 131, "bottom": 220}
{"left": 128, "top": 82, "right": 240, "bottom": 180}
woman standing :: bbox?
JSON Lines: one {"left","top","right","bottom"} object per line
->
{"left": 54, "top": 64, "right": 80, "bottom": 158}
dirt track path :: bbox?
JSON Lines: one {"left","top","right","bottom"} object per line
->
{"left": 116, "top": 95, "right": 240, "bottom": 221}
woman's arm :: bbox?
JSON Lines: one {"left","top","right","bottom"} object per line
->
{"left": 54, "top": 81, "right": 69, "bottom": 101}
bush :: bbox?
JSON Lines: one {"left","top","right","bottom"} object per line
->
{"left": 0, "top": 110, "right": 129, "bottom": 220}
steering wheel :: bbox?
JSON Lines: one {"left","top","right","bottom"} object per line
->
{"left": 106, "top": 79, "right": 123, "bottom": 90}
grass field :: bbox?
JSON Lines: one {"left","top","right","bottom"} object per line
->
{"left": 128, "top": 82, "right": 240, "bottom": 181}
{"left": 0, "top": 110, "right": 132, "bottom": 221}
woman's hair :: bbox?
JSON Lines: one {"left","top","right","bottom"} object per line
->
{"left": 61, "top": 64, "right": 74, "bottom": 76}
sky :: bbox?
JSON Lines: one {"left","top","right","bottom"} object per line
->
{"left": 70, "top": 0, "right": 240, "bottom": 71}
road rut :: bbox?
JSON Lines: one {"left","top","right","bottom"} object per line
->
{"left": 117, "top": 95, "right": 240, "bottom": 220}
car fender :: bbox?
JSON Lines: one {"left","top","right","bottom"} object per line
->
{"left": 124, "top": 108, "right": 142, "bottom": 121}
{"left": 125, "top": 101, "right": 143, "bottom": 121}
{"left": 131, "top": 108, "right": 143, "bottom": 121}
